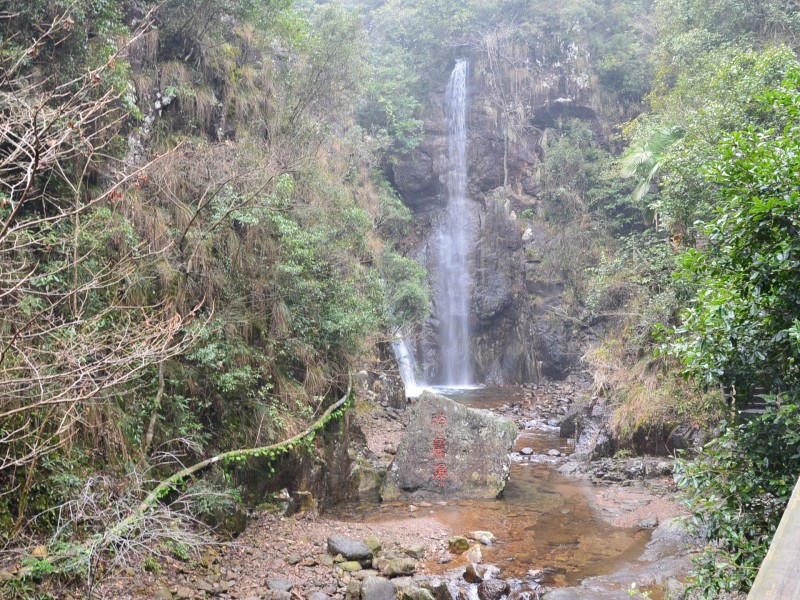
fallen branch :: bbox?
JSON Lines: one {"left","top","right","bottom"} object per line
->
{"left": 136, "top": 384, "right": 352, "bottom": 513}
{"left": 16, "top": 385, "right": 352, "bottom": 583}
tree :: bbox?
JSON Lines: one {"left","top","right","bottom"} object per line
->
{"left": 666, "top": 69, "right": 800, "bottom": 401}
{"left": 619, "top": 125, "right": 684, "bottom": 228}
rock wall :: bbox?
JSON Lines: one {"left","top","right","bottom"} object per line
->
{"left": 236, "top": 406, "right": 383, "bottom": 508}
{"left": 393, "top": 46, "right": 600, "bottom": 384}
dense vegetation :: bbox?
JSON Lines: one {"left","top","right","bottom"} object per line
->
{"left": 1, "top": 0, "right": 799, "bottom": 597}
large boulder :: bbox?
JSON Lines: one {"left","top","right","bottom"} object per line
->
{"left": 381, "top": 392, "right": 516, "bottom": 500}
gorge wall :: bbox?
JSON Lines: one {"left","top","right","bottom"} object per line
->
{"left": 393, "top": 40, "right": 616, "bottom": 384}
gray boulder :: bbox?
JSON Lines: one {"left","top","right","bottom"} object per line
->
{"left": 361, "top": 576, "right": 396, "bottom": 600}
{"left": 328, "top": 535, "right": 373, "bottom": 562}
{"left": 382, "top": 391, "right": 516, "bottom": 499}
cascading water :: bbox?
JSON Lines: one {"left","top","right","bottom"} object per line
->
{"left": 391, "top": 334, "right": 424, "bottom": 398}
{"left": 435, "top": 59, "right": 473, "bottom": 386}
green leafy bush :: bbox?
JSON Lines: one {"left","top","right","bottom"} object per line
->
{"left": 675, "top": 399, "right": 800, "bottom": 596}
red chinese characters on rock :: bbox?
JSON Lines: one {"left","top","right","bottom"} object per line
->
{"left": 431, "top": 412, "right": 448, "bottom": 487}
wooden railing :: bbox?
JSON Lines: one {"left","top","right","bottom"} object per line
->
{"left": 747, "top": 476, "right": 800, "bottom": 599}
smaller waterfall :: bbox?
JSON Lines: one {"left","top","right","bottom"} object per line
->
{"left": 392, "top": 334, "right": 424, "bottom": 398}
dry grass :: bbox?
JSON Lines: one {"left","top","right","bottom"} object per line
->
{"left": 584, "top": 339, "right": 725, "bottom": 447}
{"left": 159, "top": 60, "right": 192, "bottom": 91}
{"left": 126, "top": 28, "right": 159, "bottom": 68}
{"left": 131, "top": 73, "right": 155, "bottom": 106}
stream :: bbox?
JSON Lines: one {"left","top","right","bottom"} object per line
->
{"left": 331, "top": 386, "right": 666, "bottom": 594}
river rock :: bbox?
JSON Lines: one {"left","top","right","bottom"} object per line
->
{"left": 340, "top": 561, "right": 364, "bottom": 572}
{"left": 328, "top": 536, "right": 373, "bottom": 563}
{"left": 519, "top": 447, "right": 534, "bottom": 456}
{"left": 405, "top": 544, "right": 427, "bottom": 559}
{"left": 355, "top": 569, "right": 380, "bottom": 581}
{"left": 508, "top": 589, "right": 538, "bottom": 600}
{"left": 467, "top": 531, "right": 496, "bottom": 545}
{"left": 287, "top": 490, "right": 315, "bottom": 515}
{"left": 477, "top": 579, "right": 509, "bottom": 600}
{"left": 267, "top": 577, "right": 293, "bottom": 592}
{"left": 463, "top": 564, "right": 484, "bottom": 584}
{"left": 346, "top": 580, "right": 363, "bottom": 600}
{"left": 638, "top": 515, "right": 659, "bottom": 529}
{"left": 382, "top": 392, "right": 516, "bottom": 500}
{"left": 415, "top": 577, "right": 454, "bottom": 600}
{"left": 381, "top": 557, "right": 417, "bottom": 577}
{"left": 465, "top": 545, "right": 483, "bottom": 564}
{"left": 448, "top": 536, "right": 470, "bottom": 554}
{"left": 153, "top": 588, "right": 173, "bottom": 600}
{"left": 400, "top": 587, "right": 436, "bottom": 600}
{"left": 361, "top": 576, "right": 396, "bottom": 600}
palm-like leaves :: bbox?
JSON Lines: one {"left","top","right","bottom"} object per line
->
{"left": 620, "top": 126, "right": 685, "bottom": 203}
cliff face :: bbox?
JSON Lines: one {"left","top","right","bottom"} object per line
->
{"left": 393, "top": 43, "right": 605, "bottom": 384}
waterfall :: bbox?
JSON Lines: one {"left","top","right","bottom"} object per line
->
{"left": 392, "top": 334, "right": 423, "bottom": 398}
{"left": 435, "top": 59, "right": 473, "bottom": 386}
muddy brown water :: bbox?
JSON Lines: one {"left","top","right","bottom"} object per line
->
{"left": 331, "top": 387, "right": 653, "bottom": 588}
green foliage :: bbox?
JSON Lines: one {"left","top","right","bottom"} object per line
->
{"left": 370, "top": 0, "right": 477, "bottom": 81}
{"left": 360, "top": 45, "right": 424, "bottom": 160}
{"left": 380, "top": 252, "right": 430, "bottom": 330}
{"left": 645, "top": 47, "right": 800, "bottom": 235}
{"left": 665, "top": 68, "right": 800, "bottom": 599}
{"left": 541, "top": 119, "right": 637, "bottom": 231}
{"left": 374, "top": 182, "right": 414, "bottom": 238}
{"left": 1, "top": 0, "right": 126, "bottom": 78}
{"left": 540, "top": 119, "right": 606, "bottom": 219}
{"left": 585, "top": 231, "right": 680, "bottom": 330}
{"left": 675, "top": 399, "right": 800, "bottom": 595}
{"left": 275, "top": 3, "right": 368, "bottom": 135}
{"left": 653, "top": 0, "right": 800, "bottom": 79}
{"left": 665, "top": 71, "right": 800, "bottom": 397}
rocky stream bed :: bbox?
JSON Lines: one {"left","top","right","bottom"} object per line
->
{"left": 95, "top": 380, "right": 698, "bottom": 600}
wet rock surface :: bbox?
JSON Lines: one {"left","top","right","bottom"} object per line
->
{"left": 382, "top": 392, "right": 516, "bottom": 500}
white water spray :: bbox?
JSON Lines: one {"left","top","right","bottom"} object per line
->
{"left": 391, "top": 334, "right": 424, "bottom": 398}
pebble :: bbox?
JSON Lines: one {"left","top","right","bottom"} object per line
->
{"left": 267, "top": 577, "right": 294, "bottom": 592}
{"left": 520, "top": 447, "right": 534, "bottom": 456}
